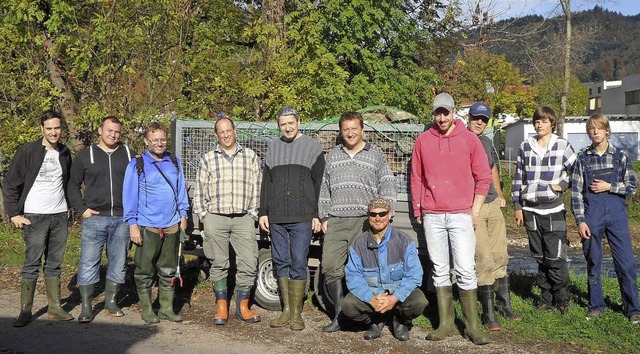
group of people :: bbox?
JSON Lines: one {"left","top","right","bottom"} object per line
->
{"left": 4, "top": 113, "right": 189, "bottom": 327}
{"left": 3, "top": 93, "right": 639, "bottom": 344}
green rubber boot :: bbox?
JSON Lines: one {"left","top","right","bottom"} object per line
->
{"left": 288, "top": 279, "right": 306, "bottom": 331}
{"left": 104, "top": 280, "right": 124, "bottom": 317}
{"left": 44, "top": 277, "right": 74, "bottom": 321}
{"left": 158, "top": 290, "right": 183, "bottom": 322}
{"left": 137, "top": 289, "right": 159, "bottom": 324}
{"left": 426, "top": 286, "right": 456, "bottom": 341}
{"left": 270, "top": 278, "right": 290, "bottom": 328}
{"left": 13, "top": 278, "right": 37, "bottom": 327}
{"left": 78, "top": 284, "right": 95, "bottom": 323}
{"left": 460, "top": 289, "right": 491, "bottom": 345}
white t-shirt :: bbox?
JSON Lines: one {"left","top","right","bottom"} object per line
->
{"left": 24, "top": 149, "right": 67, "bottom": 214}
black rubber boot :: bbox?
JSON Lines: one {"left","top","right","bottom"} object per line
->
{"left": 364, "top": 317, "right": 384, "bottom": 340}
{"left": 78, "top": 284, "right": 95, "bottom": 323}
{"left": 494, "top": 276, "right": 522, "bottom": 321}
{"left": 104, "top": 280, "right": 124, "bottom": 317}
{"left": 392, "top": 315, "right": 411, "bottom": 341}
{"left": 459, "top": 289, "right": 490, "bottom": 345}
{"left": 322, "top": 279, "right": 344, "bottom": 333}
{"left": 44, "top": 277, "right": 74, "bottom": 321}
{"left": 478, "top": 285, "right": 501, "bottom": 331}
{"left": 270, "top": 278, "right": 290, "bottom": 328}
{"left": 426, "top": 286, "right": 456, "bottom": 341}
{"left": 14, "top": 278, "right": 37, "bottom": 327}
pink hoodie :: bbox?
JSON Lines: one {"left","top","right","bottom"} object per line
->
{"left": 411, "top": 119, "right": 492, "bottom": 216}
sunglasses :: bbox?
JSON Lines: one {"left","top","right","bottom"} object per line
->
{"left": 368, "top": 211, "right": 389, "bottom": 218}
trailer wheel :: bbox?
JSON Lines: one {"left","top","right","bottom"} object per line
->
{"left": 254, "top": 248, "right": 282, "bottom": 311}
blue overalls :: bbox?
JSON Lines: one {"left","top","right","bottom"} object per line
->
{"left": 581, "top": 150, "right": 640, "bottom": 316}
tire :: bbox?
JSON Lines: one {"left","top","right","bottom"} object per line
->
{"left": 254, "top": 248, "right": 282, "bottom": 311}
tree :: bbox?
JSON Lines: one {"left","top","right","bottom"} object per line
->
{"left": 442, "top": 47, "right": 536, "bottom": 117}
{"left": 535, "top": 73, "right": 587, "bottom": 116}
{"left": 558, "top": 0, "right": 572, "bottom": 136}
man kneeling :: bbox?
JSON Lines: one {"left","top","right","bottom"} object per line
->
{"left": 342, "top": 198, "right": 427, "bottom": 341}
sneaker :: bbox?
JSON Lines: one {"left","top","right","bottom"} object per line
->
{"left": 586, "top": 309, "right": 603, "bottom": 320}
{"left": 629, "top": 313, "right": 640, "bottom": 324}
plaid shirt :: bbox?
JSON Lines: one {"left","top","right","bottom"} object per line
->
{"left": 193, "top": 143, "right": 261, "bottom": 221}
{"left": 512, "top": 134, "right": 576, "bottom": 211}
{"left": 570, "top": 143, "right": 638, "bottom": 224}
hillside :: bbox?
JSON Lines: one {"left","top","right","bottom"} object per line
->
{"left": 478, "top": 6, "right": 640, "bottom": 82}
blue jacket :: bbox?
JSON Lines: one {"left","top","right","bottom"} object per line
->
{"left": 345, "top": 226, "right": 423, "bottom": 303}
{"left": 122, "top": 151, "right": 189, "bottom": 228}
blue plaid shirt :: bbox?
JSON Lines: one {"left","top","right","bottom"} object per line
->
{"left": 570, "top": 143, "right": 638, "bottom": 225}
{"left": 512, "top": 134, "right": 576, "bottom": 211}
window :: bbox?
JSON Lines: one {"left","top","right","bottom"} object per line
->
{"left": 625, "top": 90, "right": 640, "bottom": 105}
{"left": 597, "top": 86, "right": 602, "bottom": 93}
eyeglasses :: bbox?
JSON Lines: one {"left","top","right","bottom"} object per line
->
{"left": 148, "top": 139, "right": 167, "bottom": 145}
{"left": 368, "top": 211, "right": 389, "bottom": 218}
{"left": 470, "top": 115, "right": 489, "bottom": 123}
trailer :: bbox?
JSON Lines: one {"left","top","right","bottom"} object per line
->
{"left": 170, "top": 118, "right": 427, "bottom": 311}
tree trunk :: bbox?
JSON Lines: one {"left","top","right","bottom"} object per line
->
{"left": 558, "top": 0, "right": 571, "bottom": 138}
{"left": 41, "top": 33, "right": 81, "bottom": 151}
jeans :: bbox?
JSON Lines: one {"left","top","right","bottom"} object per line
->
{"left": 22, "top": 212, "right": 69, "bottom": 279}
{"left": 423, "top": 213, "right": 477, "bottom": 290}
{"left": 202, "top": 213, "right": 258, "bottom": 290}
{"left": 270, "top": 222, "right": 312, "bottom": 280}
{"left": 77, "top": 215, "right": 130, "bottom": 285}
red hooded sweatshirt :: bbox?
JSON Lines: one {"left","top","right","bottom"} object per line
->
{"left": 410, "top": 119, "right": 492, "bottom": 216}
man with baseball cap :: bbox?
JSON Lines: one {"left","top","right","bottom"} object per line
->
{"left": 467, "top": 102, "right": 522, "bottom": 332}
{"left": 342, "top": 198, "right": 426, "bottom": 341}
{"left": 411, "top": 93, "right": 493, "bottom": 345}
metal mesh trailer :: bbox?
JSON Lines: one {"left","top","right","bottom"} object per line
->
{"left": 170, "top": 118, "right": 426, "bottom": 310}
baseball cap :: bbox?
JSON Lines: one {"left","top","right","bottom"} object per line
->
{"left": 469, "top": 102, "right": 491, "bottom": 120}
{"left": 432, "top": 93, "right": 455, "bottom": 112}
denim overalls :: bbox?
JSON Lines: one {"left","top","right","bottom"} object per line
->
{"left": 581, "top": 149, "right": 640, "bottom": 316}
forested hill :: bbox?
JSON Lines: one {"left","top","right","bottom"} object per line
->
{"left": 481, "top": 5, "right": 640, "bottom": 82}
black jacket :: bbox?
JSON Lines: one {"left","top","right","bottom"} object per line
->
{"left": 67, "top": 143, "right": 134, "bottom": 216}
{"left": 2, "top": 139, "right": 72, "bottom": 218}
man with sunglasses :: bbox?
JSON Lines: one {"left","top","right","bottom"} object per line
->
{"left": 342, "top": 198, "right": 426, "bottom": 341}
{"left": 467, "top": 103, "right": 521, "bottom": 332}
{"left": 318, "top": 111, "right": 397, "bottom": 333}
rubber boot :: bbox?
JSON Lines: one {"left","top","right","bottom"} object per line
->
{"left": 44, "top": 277, "right": 74, "bottom": 321}
{"left": 14, "top": 278, "right": 37, "bottom": 327}
{"left": 478, "top": 285, "right": 501, "bottom": 331}
{"left": 137, "top": 289, "right": 159, "bottom": 324}
{"left": 104, "top": 280, "right": 124, "bottom": 317}
{"left": 494, "top": 276, "right": 522, "bottom": 321}
{"left": 78, "top": 284, "right": 95, "bottom": 323}
{"left": 289, "top": 279, "right": 306, "bottom": 331}
{"left": 392, "top": 315, "right": 411, "bottom": 341}
{"left": 235, "top": 289, "right": 261, "bottom": 323}
{"left": 322, "top": 279, "right": 343, "bottom": 333}
{"left": 363, "top": 318, "right": 384, "bottom": 340}
{"left": 459, "top": 289, "right": 490, "bottom": 345}
{"left": 213, "top": 279, "right": 228, "bottom": 325}
{"left": 270, "top": 278, "right": 290, "bottom": 328}
{"left": 158, "top": 290, "right": 183, "bottom": 322}
{"left": 426, "top": 286, "right": 456, "bottom": 341}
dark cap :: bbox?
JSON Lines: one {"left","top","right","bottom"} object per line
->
{"left": 469, "top": 102, "right": 491, "bottom": 120}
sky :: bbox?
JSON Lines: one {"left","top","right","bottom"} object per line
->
{"left": 485, "top": 0, "right": 640, "bottom": 20}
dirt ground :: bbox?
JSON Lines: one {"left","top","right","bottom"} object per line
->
{"left": 0, "top": 264, "right": 577, "bottom": 354}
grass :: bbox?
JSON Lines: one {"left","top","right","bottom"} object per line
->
{"left": 412, "top": 271, "right": 640, "bottom": 353}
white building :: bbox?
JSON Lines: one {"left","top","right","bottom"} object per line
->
{"left": 504, "top": 116, "right": 640, "bottom": 161}
{"left": 585, "top": 75, "right": 640, "bottom": 116}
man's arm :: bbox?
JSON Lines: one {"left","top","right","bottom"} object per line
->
{"left": 2, "top": 146, "right": 28, "bottom": 219}
{"left": 410, "top": 138, "right": 424, "bottom": 223}
{"left": 67, "top": 152, "right": 90, "bottom": 217}
{"left": 345, "top": 246, "right": 375, "bottom": 303}
{"left": 192, "top": 156, "right": 209, "bottom": 221}
{"left": 390, "top": 240, "right": 422, "bottom": 302}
